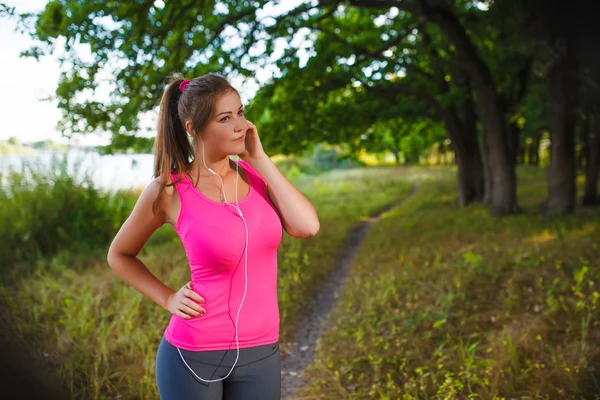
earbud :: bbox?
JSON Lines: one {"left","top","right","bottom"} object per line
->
{"left": 208, "top": 168, "right": 216, "bottom": 175}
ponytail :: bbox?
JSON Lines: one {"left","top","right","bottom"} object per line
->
{"left": 151, "top": 76, "right": 194, "bottom": 214}
{"left": 151, "top": 73, "right": 238, "bottom": 214}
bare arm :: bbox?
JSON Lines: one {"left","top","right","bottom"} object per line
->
{"left": 107, "top": 179, "right": 175, "bottom": 310}
{"left": 247, "top": 156, "right": 320, "bottom": 239}
{"left": 106, "top": 177, "right": 209, "bottom": 319}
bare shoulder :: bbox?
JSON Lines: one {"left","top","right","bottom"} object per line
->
{"left": 148, "top": 174, "right": 179, "bottom": 222}
{"left": 107, "top": 175, "right": 172, "bottom": 258}
{"left": 239, "top": 159, "right": 266, "bottom": 186}
{"left": 151, "top": 174, "right": 175, "bottom": 198}
{"left": 136, "top": 175, "right": 170, "bottom": 208}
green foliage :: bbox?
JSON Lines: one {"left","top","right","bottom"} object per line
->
{"left": 10, "top": 0, "right": 555, "bottom": 174}
{"left": 13, "top": 1, "right": 461, "bottom": 159}
{"left": 0, "top": 154, "right": 135, "bottom": 278}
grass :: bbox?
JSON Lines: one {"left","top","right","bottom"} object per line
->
{"left": 0, "top": 154, "right": 135, "bottom": 276}
{"left": 0, "top": 161, "right": 416, "bottom": 398}
{"left": 297, "top": 167, "right": 600, "bottom": 399}
{"left": 277, "top": 167, "right": 417, "bottom": 345}
{"left": 4, "top": 159, "right": 597, "bottom": 399}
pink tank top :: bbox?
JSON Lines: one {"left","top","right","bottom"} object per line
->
{"left": 163, "top": 159, "right": 283, "bottom": 351}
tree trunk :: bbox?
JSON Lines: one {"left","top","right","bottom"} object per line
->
{"left": 440, "top": 106, "right": 484, "bottom": 206}
{"left": 579, "top": 115, "right": 590, "bottom": 170}
{"left": 478, "top": 85, "right": 519, "bottom": 214}
{"left": 582, "top": 115, "right": 600, "bottom": 205}
{"left": 509, "top": 121, "right": 521, "bottom": 165}
{"left": 415, "top": 71, "right": 485, "bottom": 205}
{"left": 461, "top": 89, "right": 485, "bottom": 203}
{"left": 455, "top": 145, "right": 484, "bottom": 205}
{"left": 481, "top": 131, "right": 493, "bottom": 205}
{"left": 529, "top": 132, "right": 540, "bottom": 166}
{"left": 451, "top": 133, "right": 484, "bottom": 206}
{"left": 392, "top": 149, "right": 401, "bottom": 165}
{"left": 424, "top": 4, "right": 518, "bottom": 215}
{"left": 543, "top": 6, "right": 578, "bottom": 214}
{"left": 545, "top": 57, "right": 577, "bottom": 213}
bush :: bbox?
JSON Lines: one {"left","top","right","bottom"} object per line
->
{"left": 0, "top": 154, "right": 134, "bottom": 278}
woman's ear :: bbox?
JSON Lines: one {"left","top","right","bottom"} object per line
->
{"left": 185, "top": 120, "right": 194, "bottom": 137}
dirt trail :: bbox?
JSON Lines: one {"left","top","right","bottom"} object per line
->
{"left": 280, "top": 182, "right": 418, "bottom": 399}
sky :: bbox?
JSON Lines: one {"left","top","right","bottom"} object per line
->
{"left": 0, "top": 0, "right": 309, "bottom": 147}
{"left": 1, "top": 0, "right": 74, "bottom": 144}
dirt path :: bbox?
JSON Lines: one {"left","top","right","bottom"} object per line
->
{"left": 280, "top": 182, "right": 418, "bottom": 399}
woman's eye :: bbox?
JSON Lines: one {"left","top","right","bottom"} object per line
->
{"left": 220, "top": 110, "right": 243, "bottom": 122}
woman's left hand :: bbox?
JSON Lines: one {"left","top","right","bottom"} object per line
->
{"left": 239, "top": 120, "right": 268, "bottom": 162}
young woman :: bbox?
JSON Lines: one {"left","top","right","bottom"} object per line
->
{"left": 107, "top": 73, "right": 320, "bottom": 399}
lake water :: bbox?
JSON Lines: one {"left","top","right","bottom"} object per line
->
{"left": 0, "top": 151, "right": 157, "bottom": 193}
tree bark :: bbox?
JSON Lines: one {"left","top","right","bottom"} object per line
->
{"left": 509, "top": 121, "right": 521, "bottom": 165}
{"left": 413, "top": 80, "right": 485, "bottom": 205}
{"left": 543, "top": 1, "right": 578, "bottom": 214}
{"left": 481, "top": 131, "right": 493, "bottom": 205}
{"left": 582, "top": 115, "right": 600, "bottom": 205}
{"left": 442, "top": 109, "right": 485, "bottom": 205}
{"left": 426, "top": 81, "right": 485, "bottom": 205}
{"left": 417, "top": 23, "right": 485, "bottom": 206}
{"left": 545, "top": 54, "right": 577, "bottom": 213}
{"left": 460, "top": 90, "right": 485, "bottom": 204}
{"left": 422, "top": 2, "right": 518, "bottom": 215}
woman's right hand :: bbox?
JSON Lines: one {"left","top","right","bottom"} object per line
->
{"left": 166, "top": 281, "right": 206, "bottom": 319}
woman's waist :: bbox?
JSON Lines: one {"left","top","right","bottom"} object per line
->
{"left": 189, "top": 272, "right": 278, "bottom": 301}
{"left": 164, "top": 320, "right": 280, "bottom": 351}
{"left": 166, "top": 302, "right": 280, "bottom": 335}
{"left": 185, "top": 289, "right": 278, "bottom": 316}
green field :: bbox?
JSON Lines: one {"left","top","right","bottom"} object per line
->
{"left": 1, "top": 162, "right": 598, "bottom": 398}
{"left": 298, "top": 167, "right": 600, "bottom": 399}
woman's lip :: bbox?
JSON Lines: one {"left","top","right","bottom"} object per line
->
{"left": 234, "top": 136, "right": 245, "bottom": 141}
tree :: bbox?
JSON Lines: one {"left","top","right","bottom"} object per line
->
{"left": 7, "top": 136, "right": 21, "bottom": 146}
{"left": 14, "top": 0, "right": 597, "bottom": 213}
{"left": 11, "top": 1, "right": 499, "bottom": 208}
{"left": 406, "top": 0, "right": 519, "bottom": 214}
{"left": 526, "top": 0, "right": 600, "bottom": 212}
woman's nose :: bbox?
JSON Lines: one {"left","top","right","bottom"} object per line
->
{"left": 235, "top": 118, "right": 247, "bottom": 130}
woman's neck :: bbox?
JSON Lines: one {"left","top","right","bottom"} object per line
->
{"left": 192, "top": 153, "right": 237, "bottom": 178}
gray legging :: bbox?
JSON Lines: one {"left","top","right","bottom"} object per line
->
{"left": 155, "top": 336, "right": 281, "bottom": 399}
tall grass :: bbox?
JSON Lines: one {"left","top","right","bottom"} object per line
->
{"left": 0, "top": 154, "right": 134, "bottom": 280}
{"left": 298, "top": 167, "right": 600, "bottom": 399}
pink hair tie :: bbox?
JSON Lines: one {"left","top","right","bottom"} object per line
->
{"left": 179, "top": 79, "right": 191, "bottom": 92}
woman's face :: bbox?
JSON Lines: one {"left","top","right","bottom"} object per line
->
{"left": 198, "top": 90, "right": 248, "bottom": 157}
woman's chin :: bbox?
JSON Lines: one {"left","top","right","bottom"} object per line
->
{"left": 234, "top": 143, "right": 246, "bottom": 154}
